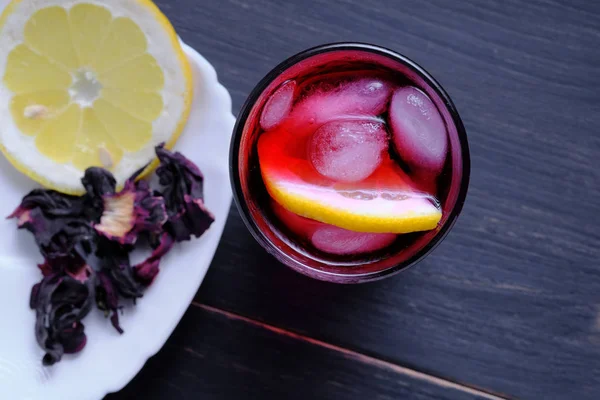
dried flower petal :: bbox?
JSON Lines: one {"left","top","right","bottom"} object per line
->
{"left": 82, "top": 167, "right": 117, "bottom": 198}
{"left": 37, "top": 260, "right": 54, "bottom": 277}
{"left": 133, "top": 180, "right": 168, "bottom": 236}
{"left": 30, "top": 272, "right": 94, "bottom": 366}
{"left": 156, "top": 145, "right": 206, "bottom": 203}
{"left": 91, "top": 238, "right": 143, "bottom": 300}
{"left": 8, "top": 191, "right": 94, "bottom": 262}
{"left": 134, "top": 232, "right": 175, "bottom": 286}
{"left": 155, "top": 145, "right": 215, "bottom": 242}
{"left": 9, "top": 189, "right": 85, "bottom": 219}
{"left": 95, "top": 271, "right": 123, "bottom": 334}
{"left": 169, "top": 195, "right": 215, "bottom": 242}
{"left": 81, "top": 167, "right": 117, "bottom": 222}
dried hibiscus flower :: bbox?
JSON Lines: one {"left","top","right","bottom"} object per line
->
{"left": 155, "top": 145, "right": 215, "bottom": 241}
{"left": 84, "top": 168, "right": 167, "bottom": 245}
{"left": 9, "top": 190, "right": 93, "bottom": 262}
{"left": 132, "top": 145, "right": 215, "bottom": 283}
{"left": 9, "top": 145, "right": 214, "bottom": 365}
{"left": 30, "top": 256, "right": 94, "bottom": 366}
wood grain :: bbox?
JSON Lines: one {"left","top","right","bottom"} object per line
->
{"left": 118, "top": 0, "right": 600, "bottom": 399}
{"left": 105, "top": 303, "right": 502, "bottom": 400}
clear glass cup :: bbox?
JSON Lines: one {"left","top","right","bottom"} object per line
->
{"left": 230, "top": 42, "right": 470, "bottom": 283}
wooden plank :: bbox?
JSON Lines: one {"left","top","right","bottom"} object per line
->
{"left": 153, "top": 0, "right": 600, "bottom": 398}
{"left": 105, "top": 303, "right": 502, "bottom": 400}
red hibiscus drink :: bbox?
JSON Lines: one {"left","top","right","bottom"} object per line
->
{"left": 231, "top": 43, "right": 469, "bottom": 283}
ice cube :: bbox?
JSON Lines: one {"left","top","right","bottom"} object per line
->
{"left": 311, "top": 225, "right": 396, "bottom": 255}
{"left": 389, "top": 87, "right": 447, "bottom": 174}
{"left": 309, "top": 120, "right": 388, "bottom": 182}
{"left": 260, "top": 80, "right": 296, "bottom": 131}
{"left": 292, "top": 77, "right": 392, "bottom": 129}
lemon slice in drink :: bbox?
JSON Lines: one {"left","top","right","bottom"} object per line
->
{"left": 258, "top": 126, "right": 442, "bottom": 234}
{"left": 0, "top": 0, "right": 192, "bottom": 194}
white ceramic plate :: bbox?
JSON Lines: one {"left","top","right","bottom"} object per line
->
{"left": 0, "top": 39, "right": 235, "bottom": 399}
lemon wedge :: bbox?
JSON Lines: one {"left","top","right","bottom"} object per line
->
{"left": 0, "top": 0, "right": 192, "bottom": 194}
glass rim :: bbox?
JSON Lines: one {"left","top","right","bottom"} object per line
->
{"left": 229, "top": 41, "right": 471, "bottom": 283}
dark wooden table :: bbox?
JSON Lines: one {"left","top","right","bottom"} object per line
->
{"left": 106, "top": 1, "right": 600, "bottom": 399}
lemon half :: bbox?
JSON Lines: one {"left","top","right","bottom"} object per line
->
{"left": 0, "top": 0, "right": 193, "bottom": 194}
